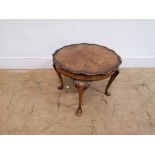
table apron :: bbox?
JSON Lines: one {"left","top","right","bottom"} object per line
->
{"left": 56, "top": 67, "right": 115, "bottom": 81}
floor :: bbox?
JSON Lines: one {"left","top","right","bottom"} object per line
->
{"left": 0, "top": 68, "right": 154, "bottom": 135}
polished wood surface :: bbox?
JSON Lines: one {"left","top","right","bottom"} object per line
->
{"left": 53, "top": 43, "right": 122, "bottom": 75}
{"left": 53, "top": 43, "right": 122, "bottom": 116}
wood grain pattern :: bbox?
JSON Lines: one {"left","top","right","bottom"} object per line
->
{"left": 53, "top": 43, "right": 122, "bottom": 75}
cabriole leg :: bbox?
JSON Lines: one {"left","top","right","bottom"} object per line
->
{"left": 105, "top": 70, "right": 119, "bottom": 96}
{"left": 73, "top": 80, "right": 91, "bottom": 116}
{"left": 53, "top": 65, "right": 64, "bottom": 90}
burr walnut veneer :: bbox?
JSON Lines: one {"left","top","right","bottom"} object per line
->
{"left": 53, "top": 43, "right": 122, "bottom": 116}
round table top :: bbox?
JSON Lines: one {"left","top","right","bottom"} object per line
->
{"left": 53, "top": 43, "right": 122, "bottom": 75}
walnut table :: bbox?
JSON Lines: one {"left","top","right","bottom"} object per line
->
{"left": 53, "top": 43, "right": 122, "bottom": 116}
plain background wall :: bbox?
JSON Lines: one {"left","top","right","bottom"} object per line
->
{"left": 0, "top": 19, "right": 155, "bottom": 69}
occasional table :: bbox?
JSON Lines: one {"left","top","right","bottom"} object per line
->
{"left": 53, "top": 43, "right": 122, "bottom": 116}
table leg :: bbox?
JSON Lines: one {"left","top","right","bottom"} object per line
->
{"left": 73, "top": 80, "right": 90, "bottom": 116}
{"left": 105, "top": 70, "right": 119, "bottom": 96}
{"left": 53, "top": 65, "right": 64, "bottom": 90}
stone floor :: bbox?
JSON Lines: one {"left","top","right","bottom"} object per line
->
{"left": 0, "top": 68, "right": 155, "bottom": 135}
